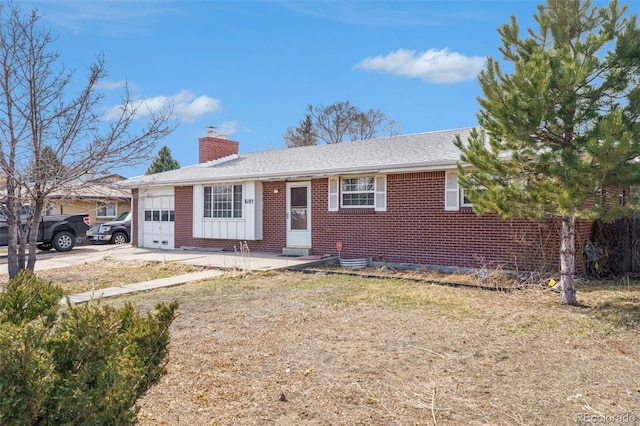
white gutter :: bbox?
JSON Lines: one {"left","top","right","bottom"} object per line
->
{"left": 122, "top": 159, "right": 471, "bottom": 188}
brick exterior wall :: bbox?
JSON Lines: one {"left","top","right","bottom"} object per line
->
{"left": 174, "top": 186, "right": 194, "bottom": 246}
{"left": 155, "top": 172, "right": 594, "bottom": 274}
{"left": 198, "top": 136, "right": 239, "bottom": 163}
{"left": 312, "top": 171, "right": 577, "bottom": 272}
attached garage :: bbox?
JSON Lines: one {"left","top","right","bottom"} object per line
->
{"left": 138, "top": 187, "right": 175, "bottom": 250}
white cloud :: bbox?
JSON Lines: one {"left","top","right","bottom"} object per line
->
{"left": 355, "top": 48, "right": 486, "bottom": 84}
{"left": 95, "top": 80, "right": 128, "bottom": 91}
{"left": 101, "top": 90, "right": 222, "bottom": 122}
{"left": 217, "top": 121, "right": 240, "bottom": 136}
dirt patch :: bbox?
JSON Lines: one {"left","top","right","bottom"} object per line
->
{"left": 101, "top": 271, "right": 640, "bottom": 425}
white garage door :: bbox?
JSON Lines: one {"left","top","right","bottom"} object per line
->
{"left": 141, "top": 194, "right": 175, "bottom": 250}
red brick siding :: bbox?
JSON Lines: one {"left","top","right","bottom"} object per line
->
{"left": 168, "top": 172, "right": 593, "bottom": 273}
{"left": 260, "top": 182, "right": 287, "bottom": 250}
{"left": 174, "top": 186, "right": 194, "bottom": 245}
{"left": 312, "top": 172, "right": 592, "bottom": 273}
{"left": 198, "top": 137, "right": 239, "bottom": 163}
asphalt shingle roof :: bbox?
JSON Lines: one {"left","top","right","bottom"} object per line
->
{"left": 124, "top": 127, "right": 474, "bottom": 187}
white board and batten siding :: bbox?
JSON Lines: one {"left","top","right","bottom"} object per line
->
{"left": 192, "top": 181, "right": 263, "bottom": 241}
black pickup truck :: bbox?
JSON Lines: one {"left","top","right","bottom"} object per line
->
{"left": 0, "top": 213, "right": 91, "bottom": 252}
{"left": 87, "top": 211, "right": 131, "bottom": 245}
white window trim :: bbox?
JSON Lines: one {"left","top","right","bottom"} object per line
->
{"left": 461, "top": 188, "right": 473, "bottom": 208}
{"left": 447, "top": 171, "right": 485, "bottom": 210}
{"left": 203, "top": 183, "right": 244, "bottom": 220}
{"left": 329, "top": 175, "right": 386, "bottom": 212}
{"left": 96, "top": 202, "right": 117, "bottom": 218}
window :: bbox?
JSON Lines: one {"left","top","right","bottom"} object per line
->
{"left": 328, "top": 175, "right": 386, "bottom": 211}
{"left": 342, "top": 177, "right": 375, "bottom": 207}
{"left": 144, "top": 209, "right": 174, "bottom": 222}
{"left": 446, "top": 171, "right": 485, "bottom": 210}
{"left": 461, "top": 189, "right": 473, "bottom": 208}
{"left": 204, "top": 184, "right": 243, "bottom": 218}
{"left": 97, "top": 203, "right": 117, "bottom": 217}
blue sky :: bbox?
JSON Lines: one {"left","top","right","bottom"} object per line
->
{"left": 19, "top": 1, "right": 640, "bottom": 177}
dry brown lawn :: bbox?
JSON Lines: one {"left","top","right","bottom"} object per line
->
{"left": 0, "top": 256, "right": 206, "bottom": 295}
{"left": 81, "top": 267, "right": 640, "bottom": 426}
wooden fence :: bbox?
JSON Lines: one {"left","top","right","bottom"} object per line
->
{"left": 591, "top": 217, "right": 640, "bottom": 276}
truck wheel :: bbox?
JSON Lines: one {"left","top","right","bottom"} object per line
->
{"left": 52, "top": 231, "right": 75, "bottom": 252}
{"left": 37, "top": 242, "right": 53, "bottom": 251}
{"left": 111, "top": 232, "right": 128, "bottom": 245}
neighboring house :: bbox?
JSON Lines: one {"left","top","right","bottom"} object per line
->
{"left": 48, "top": 174, "right": 131, "bottom": 225}
{"left": 122, "top": 128, "right": 594, "bottom": 274}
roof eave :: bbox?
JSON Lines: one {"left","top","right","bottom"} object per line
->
{"left": 123, "top": 159, "right": 466, "bottom": 188}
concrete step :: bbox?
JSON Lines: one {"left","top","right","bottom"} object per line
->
{"left": 282, "top": 247, "right": 311, "bottom": 257}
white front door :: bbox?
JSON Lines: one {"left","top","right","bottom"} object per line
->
{"left": 286, "top": 182, "right": 311, "bottom": 247}
{"left": 140, "top": 194, "right": 175, "bottom": 250}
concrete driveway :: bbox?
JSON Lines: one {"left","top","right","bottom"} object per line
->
{"left": 1, "top": 244, "right": 333, "bottom": 304}
{"left": 0, "top": 243, "right": 330, "bottom": 275}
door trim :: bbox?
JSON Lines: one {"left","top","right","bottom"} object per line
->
{"left": 286, "top": 181, "right": 311, "bottom": 248}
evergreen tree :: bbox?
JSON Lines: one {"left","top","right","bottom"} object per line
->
{"left": 145, "top": 146, "right": 180, "bottom": 175}
{"left": 283, "top": 114, "right": 318, "bottom": 147}
{"left": 455, "top": 0, "right": 640, "bottom": 305}
{"left": 30, "top": 146, "right": 64, "bottom": 182}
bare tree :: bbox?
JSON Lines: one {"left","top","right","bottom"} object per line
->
{"left": 309, "top": 101, "right": 358, "bottom": 144}
{"left": 348, "top": 108, "right": 400, "bottom": 140}
{"left": 289, "top": 101, "right": 399, "bottom": 146}
{"left": 283, "top": 113, "right": 317, "bottom": 147}
{"left": 0, "top": 4, "right": 176, "bottom": 278}
{"left": 381, "top": 119, "right": 401, "bottom": 138}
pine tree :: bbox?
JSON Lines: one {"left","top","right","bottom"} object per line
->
{"left": 145, "top": 146, "right": 180, "bottom": 175}
{"left": 283, "top": 114, "right": 318, "bottom": 147}
{"left": 455, "top": 0, "right": 640, "bottom": 305}
{"left": 31, "top": 146, "right": 64, "bottom": 181}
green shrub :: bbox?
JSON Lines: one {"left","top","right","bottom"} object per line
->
{"left": 0, "top": 270, "right": 63, "bottom": 327}
{"left": 0, "top": 270, "right": 178, "bottom": 425}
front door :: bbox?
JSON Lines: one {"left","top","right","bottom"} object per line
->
{"left": 286, "top": 182, "right": 311, "bottom": 247}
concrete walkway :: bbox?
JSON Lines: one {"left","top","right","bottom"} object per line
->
{"left": 45, "top": 245, "right": 330, "bottom": 304}
{"left": 65, "top": 268, "right": 226, "bottom": 304}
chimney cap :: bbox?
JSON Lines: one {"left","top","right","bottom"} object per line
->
{"left": 207, "top": 125, "right": 217, "bottom": 137}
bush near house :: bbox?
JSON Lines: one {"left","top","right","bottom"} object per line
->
{"left": 0, "top": 271, "right": 178, "bottom": 426}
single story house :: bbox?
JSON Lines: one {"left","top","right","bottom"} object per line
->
{"left": 122, "top": 128, "right": 594, "bottom": 274}
{"left": 47, "top": 174, "right": 131, "bottom": 225}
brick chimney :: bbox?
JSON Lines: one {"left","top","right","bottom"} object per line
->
{"left": 199, "top": 126, "right": 239, "bottom": 163}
